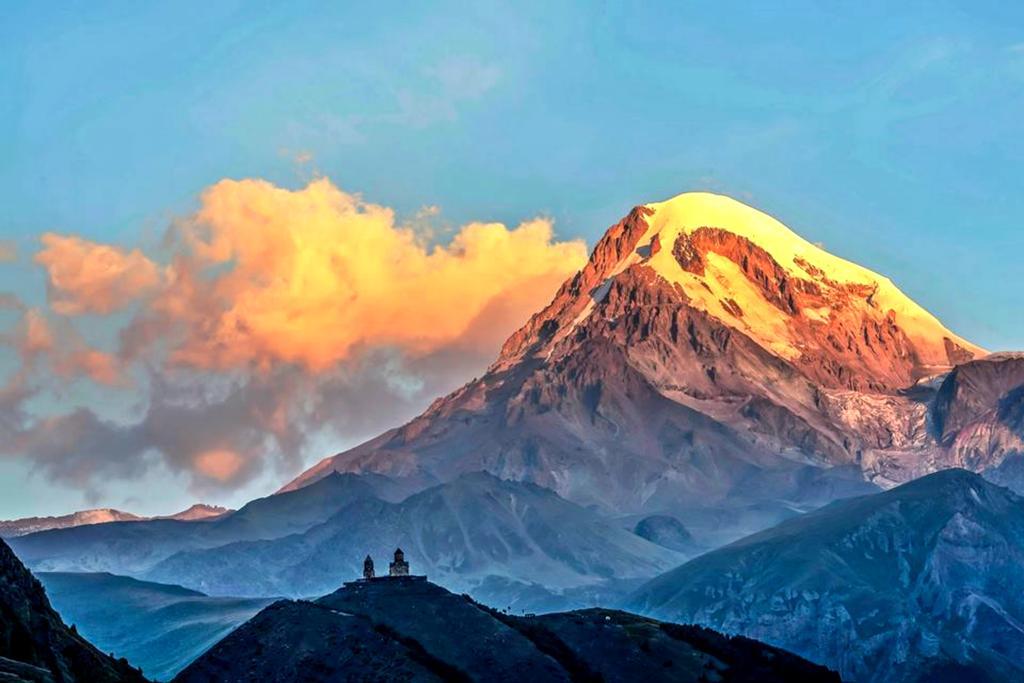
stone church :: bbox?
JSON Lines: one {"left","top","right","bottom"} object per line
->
{"left": 361, "top": 548, "right": 411, "bottom": 579}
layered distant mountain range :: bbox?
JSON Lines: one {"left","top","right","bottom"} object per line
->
{"left": 0, "top": 505, "right": 230, "bottom": 538}
{"left": 7, "top": 192, "right": 1024, "bottom": 681}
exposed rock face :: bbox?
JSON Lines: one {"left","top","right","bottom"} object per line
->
{"left": 0, "top": 538, "right": 146, "bottom": 683}
{"left": 173, "top": 576, "right": 839, "bottom": 683}
{"left": 157, "top": 504, "right": 231, "bottom": 522}
{"left": 283, "top": 192, "right": 1014, "bottom": 545}
{"left": 634, "top": 515, "right": 696, "bottom": 553}
{"left": 933, "top": 356, "right": 1024, "bottom": 439}
{"left": 628, "top": 470, "right": 1024, "bottom": 683}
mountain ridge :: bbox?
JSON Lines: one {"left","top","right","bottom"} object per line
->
{"left": 0, "top": 504, "right": 231, "bottom": 539}
{"left": 143, "top": 471, "right": 685, "bottom": 610}
{"left": 173, "top": 574, "right": 840, "bottom": 682}
{"left": 627, "top": 468, "right": 1024, "bottom": 682}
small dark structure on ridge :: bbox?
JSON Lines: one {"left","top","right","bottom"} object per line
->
{"left": 389, "top": 548, "right": 409, "bottom": 577}
{"left": 351, "top": 548, "right": 424, "bottom": 586}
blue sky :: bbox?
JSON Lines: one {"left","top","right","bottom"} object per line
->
{"left": 2, "top": 1, "right": 1023, "bottom": 517}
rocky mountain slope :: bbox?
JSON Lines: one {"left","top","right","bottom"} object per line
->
{"left": 144, "top": 472, "right": 685, "bottom": 611}
{"left": 0, "top": 538, "right": 146, "bottom": 683}
{"left": 173, "top": 575, "right": 838, "bottom": 683}
{"left": 0, "top": 505, "right": 229, "bottom": 539}
{"left": 38, "top": 572, "right": 273, "bottom": 682}
{"left": 282, "top": 192, "right": 1015, "bottom": 545}
{"left": 628, "top": 469, "right": 1024, "bottom": 682}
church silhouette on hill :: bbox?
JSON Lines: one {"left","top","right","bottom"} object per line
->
{"left": 360, "top": 548, "right": 420, "bottom": 581}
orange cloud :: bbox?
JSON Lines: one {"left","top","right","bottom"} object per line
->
{"left": 193, "top": 448, "right": 245, "bottom": 482}
{"left": 5, "top": 308, "right": 125, "bottom": 386}
{"left": 54, "top": 348, "right": 124, "bottom": 387}
{"left": 14, "top": 177, "right": 587, "bottom": 494}
{"left": 17, "top": 309, "right": 53, "bottom": 358}
{"left": 35, "top": 234, "right": 161, "bottom": 315}
{"left": 157, "top": 177, "right": 587, "bottom": 372}
{"left": 0, "top": 240, "right": 15, "bottom": 262}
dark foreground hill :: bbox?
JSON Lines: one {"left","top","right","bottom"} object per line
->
{"left": 628, "top": 469, "right": 1024, "bottom": 682}
{"left": 173, "top": 575, "right": 837, "bottom": 683}
{"left": 0, "top": 538, "right": 146, "bottom": 683}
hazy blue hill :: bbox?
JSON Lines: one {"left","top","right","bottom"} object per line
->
{"left": 38, "top": 572, "right": 273, "bottom": 682}
{"left": 8, "top": 472, "right": 397, "bottom": 575}
{"left": 145, "top": 472, "right": 685, "bottom": 611}
{"left": 628, "top": 469, "right": 1024, "bottom": 682}
{"left": 173, "top": 576, "right": 839, "bottom": 683}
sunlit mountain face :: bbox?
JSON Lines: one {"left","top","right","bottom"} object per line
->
{"left": 282, "top": 191, "right": 1015, "bottom": 545}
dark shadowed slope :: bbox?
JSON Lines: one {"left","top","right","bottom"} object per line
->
{"left": 174, "top": 575, "right": 838, "bottom": 683}
{"left": 0, "top": 539, "right": 146, "bottom": 683}
{"left": 628, "top": 469, "right": 1024, "bottom": 682}
{"left": 38, "top": 572, "right": 273, "bottom": 682}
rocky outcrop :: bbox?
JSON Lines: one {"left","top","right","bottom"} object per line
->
{"left": 933, "top": 355, "right": 1024, "bottom": 443}
{"left": 633, "top": 515, "right": 696, "bottom": 553}
{"left": 497, "top": 206, "right": 654, "bottom": 366}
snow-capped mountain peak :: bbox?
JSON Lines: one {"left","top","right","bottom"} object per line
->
{"left": 635, "top": 192, "right": 982, "bottom": 368}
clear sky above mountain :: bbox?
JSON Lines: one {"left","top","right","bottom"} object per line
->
{"left": 1, "top": 0, "right": 1022, "bottom": 518}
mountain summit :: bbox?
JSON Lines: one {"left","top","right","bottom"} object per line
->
{"left": 281, "top": 192, "right": 1012, "bottom": 544}
{"left": 497, "top": 192, "right": 980, "bottom": 388}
